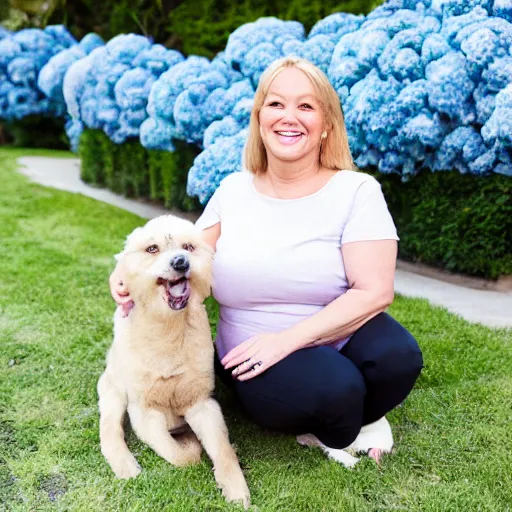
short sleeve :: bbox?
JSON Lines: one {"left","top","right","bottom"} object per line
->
{"left": 341, "top": 179, "right": 399, "bottom": 244}
{"left": 195, "top": 188, "right": 221, "bottom": 230}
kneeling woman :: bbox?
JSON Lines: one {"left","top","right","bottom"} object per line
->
{"left": 111, "top": 56, "right": 423, "bottom": 467}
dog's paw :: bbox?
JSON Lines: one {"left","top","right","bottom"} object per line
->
{"left": 222, "top": 482, "right": 251, "bottom": 510}
{"left": 111, "top": 455, "right": 142, "bottom": 479}
{"left": 214, "top": 463, "right": 251, "bottom": 509}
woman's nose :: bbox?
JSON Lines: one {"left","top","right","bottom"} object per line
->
{"left": 281, "top": 107, "right": 297, "bottom": 124}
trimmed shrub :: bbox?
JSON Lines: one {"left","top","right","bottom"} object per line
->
{"left": 77, "top": 128, "right": 112, "bottom": 185}
{"left": 46, "top": 0, "right": 381, "bottom": 58}
{"left": 168, "top": 0, "right": 379, "bottom": 58}
{"left": 116, "top": 139, "right": 149, "bottom": 197}
{"left": 154, "top": 140, "right": 201, "bottom": 211}
{"left": 375, "top": 170, "right": 512, "bottom": 280}
{"left": 79, "top": 129, "right": 200, "bottom": 211}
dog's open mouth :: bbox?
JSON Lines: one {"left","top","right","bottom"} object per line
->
{"left": 157, "top": 276, "right": 190, "bottom": 310}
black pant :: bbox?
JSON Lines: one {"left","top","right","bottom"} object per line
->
{"left": 215, "top": 312, "right": 423, "bottom": 449}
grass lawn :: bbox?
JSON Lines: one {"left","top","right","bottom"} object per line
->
{"left": 1, "top": 147, "right": 511, "bottom": 511}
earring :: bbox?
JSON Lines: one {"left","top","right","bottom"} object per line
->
{"left": 321, "top": 131, "right": 327, "bottom": 139}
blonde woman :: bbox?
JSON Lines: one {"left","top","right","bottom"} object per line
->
{"left": 112, "top": 57, "right": 423, "bottom": 467}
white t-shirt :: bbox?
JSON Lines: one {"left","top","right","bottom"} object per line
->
{"left": 195, "top": 170, "right": 399, "bottom": 359}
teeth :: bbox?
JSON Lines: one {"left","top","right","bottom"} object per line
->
{"left": 277, "top": 131, "right": 301, "bottom": 136}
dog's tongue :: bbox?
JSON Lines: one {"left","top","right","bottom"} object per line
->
{"left": 168, "top": 279, "right": 190, "bottom": 310}
{"left": 169, "top": 279, "right": 188, "bottom": 298}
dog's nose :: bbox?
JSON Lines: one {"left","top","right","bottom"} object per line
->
{"left": 170, "top": 254, "right": 189, "bottom": 272}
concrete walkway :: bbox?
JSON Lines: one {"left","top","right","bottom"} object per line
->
{"left": 17, "top": 156, "right": 512, "bottom": 329}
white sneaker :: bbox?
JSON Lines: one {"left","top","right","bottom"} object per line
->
{"left": 346, "top": 416, "right": 394, "bottom": 464}
{"left": 296, "top": 417, "right": 393, "bottom": 467}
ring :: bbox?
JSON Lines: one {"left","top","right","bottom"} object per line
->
{"left": 251, "top": 361, "right": 263, "bottom": 370}
{"left": 233, "top": 358, "right": 252, "bottom": 373}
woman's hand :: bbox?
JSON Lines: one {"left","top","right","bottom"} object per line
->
{"left": 109, "top": 270, "right": 134, "bottom": 317}
{"left": 221, "top": 332, "right": 296, "bottom": 381}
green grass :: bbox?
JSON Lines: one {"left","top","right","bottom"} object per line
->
{"left": 1, "top": 147, "right": 511, "bottom": 511}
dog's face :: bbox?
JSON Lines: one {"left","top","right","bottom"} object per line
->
{"left": 115, "top": 215, "right": 213, "bottom": 314}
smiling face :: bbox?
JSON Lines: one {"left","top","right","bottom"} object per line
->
{"left": 258, "top": 67, "right": 325, "bottom": 166}
{"left": 116, "top": 215, "right": 212, "bottom": 314}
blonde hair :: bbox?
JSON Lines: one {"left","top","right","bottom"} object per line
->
{"left": 244, "top": 56, "right": 354, "bottom": 174}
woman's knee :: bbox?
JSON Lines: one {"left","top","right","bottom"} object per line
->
{"left": 312, "top": 365, "right": 366, "bottom": 421}
{"left": 345, "top": 313, "right": 424, "bottom": 383}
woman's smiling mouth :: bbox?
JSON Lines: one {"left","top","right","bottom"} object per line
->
{"left": 275, "top": 130, "right": 303, "bottom": 145}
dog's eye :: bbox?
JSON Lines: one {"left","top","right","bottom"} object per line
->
{"left": 182, "top": 243, "right": 195, "bottom": 252}
{"left": 146, "top": 245, "right": 159, "bottom": 254}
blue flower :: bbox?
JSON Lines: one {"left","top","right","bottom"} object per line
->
{"left": 326, "top": 1, "right": 512, "bottom": 178}
{"left": 4, "top": 0, "right": 512, "bottom": 188}
{"left": 62, "top": 33, "right": 185, "bottom": 144}
{"left": 187, "top": 129, "right": 248, "bottom": 204}
{"left": 142, "top": 54, "right": 250, "bottom": 150}
{"left": 39, "top": 34, "right": 103, "bottom": 104}
{"left": 0, "top": 25, "right": 76, "bottom": 120}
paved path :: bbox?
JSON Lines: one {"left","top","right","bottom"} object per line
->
{"left": 17, "top": 156, "right": 512, "bottom": 329}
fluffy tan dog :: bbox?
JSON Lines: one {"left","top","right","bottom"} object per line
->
{"left": 97, "top": 215, "right": 250, "bottom": 508}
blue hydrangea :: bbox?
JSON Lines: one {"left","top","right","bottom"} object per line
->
{"left": 187, "top": 129, "right": 248, "bottom": 204}
{"left": 0, "top": 25, "right": 76, "bottom": 120}
{"left": 140, "top": 56, "right": 209, "bottom": 150}
{"left": 65, "top": 117, "right": 84, "bottom": 152}
{"left": 480, "top": 83, "right": 512, "bottom": 173}
{"left": 224, "top": 17, "right": 305, "bottom": 87}
{"left": 141, "top": 54, "right": 249, "bottom": 150}
{"left": 309, "top": 12, "right": 364, "bottom": 41}
{"left": 63, "top": 34, "right": 184, "bottom": 144}
{"left": 39, "top": 33, "right": 103, "bottom": 103}
{"left": 327, "top": 0, "right": 512, "bottom": 178}
{"left": 493, "top": 0, "right": 512, "bottom": 22}
{"left": 3, "top": 0, "right": 512, "bottom": 199}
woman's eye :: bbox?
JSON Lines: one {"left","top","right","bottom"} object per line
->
{"left": 301, "top": 103, "right": 313, "bottom": 109}
{"left": 269, "top": 101, "right": 281, "bottom": 107}
{"left": 182, "top": 243, "right": 195, "bottom": 252}
{"left": 146, "top": 245, "right": 159, "bottom": 254}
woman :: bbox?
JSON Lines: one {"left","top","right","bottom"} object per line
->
{"left": 111, "top": 56, "right": 423, "bottom": 466}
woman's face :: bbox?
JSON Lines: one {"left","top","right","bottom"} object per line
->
{"left": 259, "top": 67, "right": 325, "bottom": 165}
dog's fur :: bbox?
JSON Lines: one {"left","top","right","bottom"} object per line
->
{"left": 97, "top": 215, "right": 250, "bottom": 508}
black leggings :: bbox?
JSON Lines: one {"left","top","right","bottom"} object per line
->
{"left": 215, "top": 312, "right": 423, "bottom": 449}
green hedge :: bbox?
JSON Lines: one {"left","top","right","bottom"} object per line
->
{"left": 168, "top": 0, "right": 381, "bottom": 58}
{"left": 78, "top": 129, "right": 200, "bottom": 211}
{"left": 374, "top": 170, "right": 512, "bottom": 280}
{"left": 47, "top": 0, "right": 383, "bottom": 57}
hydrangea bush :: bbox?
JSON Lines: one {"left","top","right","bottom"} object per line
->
{"left": 1, "top": 0, "right": 511, "bottom": 204}
{"left": 332, "top": 1, "right": 512, "bottom": 178}
{"left": 189, "top": 1, "right": 512, "bottom": 202}
{"left": 187, "top": 129, "right": 249, "bottom": 204}
{"left": 62, "top": 34, "right": 184, "bottom": 146}
{"left": 0, "top": 25, "right": 76, "bottom": 121}
{"left": 140, "top": 52, "right": 252, "bottom": 151}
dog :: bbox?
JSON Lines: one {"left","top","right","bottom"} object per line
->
{"left": 97, "top": 215, "right": 250, "bottom": 508}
